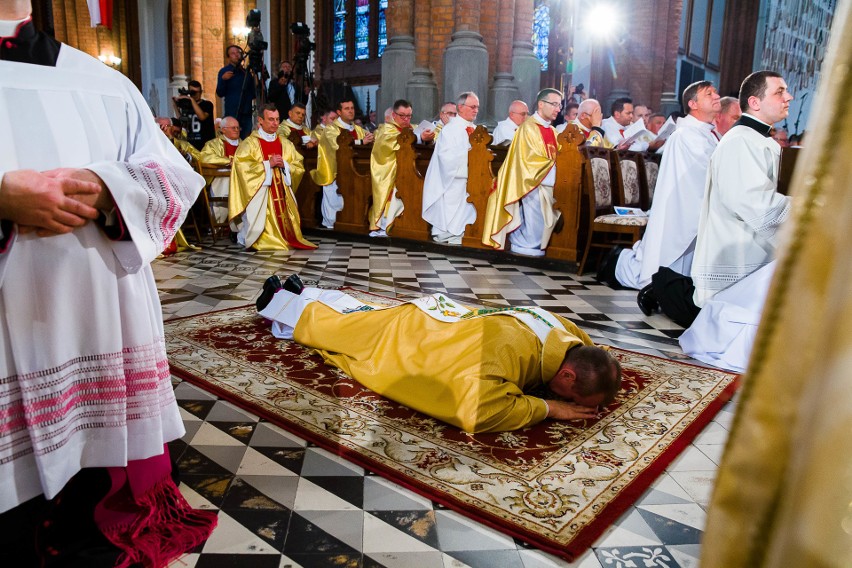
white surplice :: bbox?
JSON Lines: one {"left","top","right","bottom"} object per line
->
{"left": 679, "top": 261, "right": 776, "bottom": 372}
{"left": 692, "top": 119, "right": 791, "bottom": 307}
{"left": 614, "top": 114, "right": 720, "bottom": 289}
{"left": 421, "top": 116, "right": 477, "bottom": 242}
{"left": 601, "top": 116, "right": 649, "bottom": 151}
{"left": 0, "top": 46, "right": 202, "bottom": 513}
{"left": 491, "top": 117, "right": 519, "bottom": 145}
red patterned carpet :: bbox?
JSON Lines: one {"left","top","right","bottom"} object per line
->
{"left": 165, "top": 290, "right": 737, "bottom": 561}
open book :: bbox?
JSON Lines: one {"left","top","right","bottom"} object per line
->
{"left": 413, "top": 120, "right": 435, "bottom": 138}
{"left": 614, "top": 206, "right": 648, "bottom": 217}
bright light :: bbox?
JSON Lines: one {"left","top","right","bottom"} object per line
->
{"left": 98, "top": 53, "right": 121, "bottom": 67}
{"left": 232, "top": 26, "right": 250, "bottom": 39}
{"left": 586, "top": 5, "right": 622, "bottom": 41}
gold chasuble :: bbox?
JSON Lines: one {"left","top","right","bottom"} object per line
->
{"left": 310, "top": 119, "right": 367, "bottom": 186}
{"left": 368, "top": 120, "right": 404, "bottom": 231}
{"left": 294, "top": 302, "right": 592, "bottom": 433}
{"left": 173, "top": 136, "right": 201, "bottom": 163}
{"left": 277, "top": 119, "right": 312, "bottom": 140}
{"left": 198, "top": 137, "right": 237, "bottom": 167}
{"left": 229, "top": 131, "right": 316, "bottom": 251}
{"left": 482, "top": 117, "right": 558, "bottom": 249}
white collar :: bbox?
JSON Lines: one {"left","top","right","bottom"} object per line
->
{"left": 533, "top": 112, "right": 551, "bottom": 127}
{"left": 336, "top": 117, "right": 355, "bottom": 131}
{"left": 257, "top": 128, "right": 277, "bottom": 142}
{"left": 224, "top": 136, "right": 240, "bottom": 146}
{"left": 743, "top": 113, "right": 773, "bottom": 128}
{"left": 681, "top": 113, "right": 718, "bottom": 132}
{"left": 572, "top": 119, "right": 591, "bottom": 132}
{"left": 0, "top": 16, "right": 30, "bottom": 37}
{"left": 285, "top": 118, "right": 304, "bottom": 129}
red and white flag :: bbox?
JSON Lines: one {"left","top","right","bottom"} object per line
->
{"left": 87, "top": 0, "right": 113, "bottom": 29}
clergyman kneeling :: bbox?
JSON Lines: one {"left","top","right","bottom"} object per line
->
{"left": 255, "top": 275, "right": 622, "bottom": 433}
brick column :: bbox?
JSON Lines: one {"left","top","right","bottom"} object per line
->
{"left": 406, "top": 0, "right": 439, "bottom": 121}
{"left": 187, "top": 0, "right": 204, "bottom": 83}
{"left": 512, "top": 0, "right": 539, "bottom": 110}
{"left": 169, "top": 0, "right": 189, "bottom": 96}
{"left": 443, "top": 0, "right": 490, "bottom": 122}
{"left": 488, "top": 0, "right": 521, "bottom": 118}
{"left": 657, "top": 0, "right": 683, "bottom": 116}
{"left": 379, "top": 0, "right": 416, "bottom": 114}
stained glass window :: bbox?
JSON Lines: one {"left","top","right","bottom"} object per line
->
{"left": 333, "top": 0, "right": 347, "bottom": 63}
{"left": 355, "top": 0, "right": 371, "bottom": 60}
{"left": 378, "top": 0, "right": 388, "bottom": 56}
{"left": 533, "top": 0, "right": 550, "bottom": 71}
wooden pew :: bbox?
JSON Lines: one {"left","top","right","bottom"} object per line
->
{"left": 461, "top": 123, "right": 585, "bottom": 261}
{"left": 333, "top": 128, "right": 372, "bottom": 234}
{"left": 390, "top": 129, "right": 433, "bottom": 241}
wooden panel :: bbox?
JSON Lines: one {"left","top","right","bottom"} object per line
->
{"left": 545, "top": 125, "right": 585, "bottom": 262}
{"left": 462, "top": 126, "right": 501, "bottom": 249}
{"left": 778, "top": 146, "right": 800, "bottom": 196}
{"left": 334, "top": 130, "right": 372, "bottom": 233}
{"left": 292, "top": 131, "right": 320, "bottom": 229}
{"left": 391, "top": 130, "right": 432, "bottom": 241}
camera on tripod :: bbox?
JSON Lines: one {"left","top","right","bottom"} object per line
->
{"left": 245, "top": 9, "right": 268, "bottom": 74}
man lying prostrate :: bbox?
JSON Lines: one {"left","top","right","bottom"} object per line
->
{"left": 256, "top": 275, "right": 622, "bottom": 433}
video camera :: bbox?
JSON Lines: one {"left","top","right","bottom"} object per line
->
{"left": 245, "top": 9, "right": 268, "bottom": 74}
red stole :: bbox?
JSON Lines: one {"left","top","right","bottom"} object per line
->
{"left": 257, "top": 136, "right": 283, "bottom": 159}
{"left": 224, "top": 142, "right": 237, "bottom": 158}
{"left": 466, "top": 126, "right": 475, "bottom": 136}
{"left": 537, "top": 123, "right": 558, "bottom": 159}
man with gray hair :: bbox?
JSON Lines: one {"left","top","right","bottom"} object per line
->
{"left": 421, "top": 92, "right": 479, "bottom": 244}
{"left": 714, "top": 96, "right": 742, "bottom": 136}
{"left": 199, "top": 116, "right": 241, "bottom": 224}
{"left": 492, "top": 100, "right": 530, "bottom": 145}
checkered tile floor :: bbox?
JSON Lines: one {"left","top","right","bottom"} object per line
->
{"left": 158, "top": 236, "right": 736, "bottom": 568}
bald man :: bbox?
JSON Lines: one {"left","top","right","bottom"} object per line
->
{"left": 492, "top": 100, "right": 530, "bottom": 145}
{"left": 572, "top": 99, "right": 613, "bottom": 147}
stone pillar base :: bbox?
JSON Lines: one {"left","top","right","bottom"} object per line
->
{"left": 443, "top": 31, "right": 489, "bottom": 119}
{"left": 169, "top": 74, "right": 189, "bottom": 97}
{"left": 406, "top": 68, "right": 439, "bottom": 123}
{"left": 605, "top": 88, "right": 631, "bottom": 115}
{"left": 379, "top": 35, "right": 416, "bottom": 115}
{"left": 489, "top": 72, "right": 521, "bottom": 125}
{"left": 511, "top": 41, "right": 541, "bottom": 109}
{"left": 659, "top": 91, "right": 680, "bottom": 118}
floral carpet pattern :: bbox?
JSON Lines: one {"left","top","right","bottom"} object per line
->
{"left": 165, "top": 291, "right": 737, "bottom": 561}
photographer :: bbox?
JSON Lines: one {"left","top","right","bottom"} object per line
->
{"left": 216, "top": 45, "right": 256, "bottom": 139}
{"left": 268, "top": 60, "right": 296, "bottom": 117}
{"left": 172, "top": 80, "right": 215, "bottom": 151}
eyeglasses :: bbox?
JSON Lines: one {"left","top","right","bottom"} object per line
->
{"left": 393, "top": 112, "right": 413, "bottom": 119}
{"left": 540, "top": 100, "right": 562, "bottom": 107}
{"left": 462, "top": 104, "right": 480, "bottom": 109}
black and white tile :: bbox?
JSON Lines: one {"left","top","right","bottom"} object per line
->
{"left": 158, "top": 237, "right": 733, "bottom": 568}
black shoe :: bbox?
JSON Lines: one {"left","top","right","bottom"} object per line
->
{"left": 596, "top": 246, "right": 624, "bottom": 289}
{"left": 283, "top": 274, "right": 305, "bottom": 295}
{"left": 637, "top": 283, "right": 660, "bottom": 316}
{"left": 256, "top": 275, "right": 283, "bottom": 311}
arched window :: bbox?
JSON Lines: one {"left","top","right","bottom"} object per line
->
{"left": 533, "top": 0, "right": 551, "bottom": 71}
{"left": 334, "top": 0, "right": 347, "bottom": 63}
{"left": 328, "top": 0, "right": 387, "bottom": 65}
